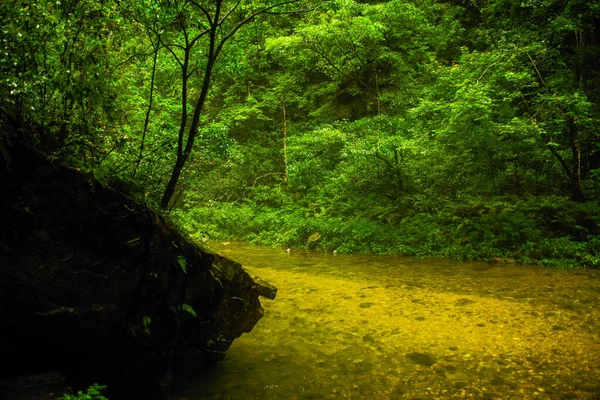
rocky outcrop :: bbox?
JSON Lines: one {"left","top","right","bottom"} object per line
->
{"left": 0, "top": 139, "right": 276, "bottom": 399}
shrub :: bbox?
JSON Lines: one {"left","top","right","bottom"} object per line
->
{"left": 58, "top": 383, "right": 108, "bottom": 400}
{"left": 173, "top": 195, "right": 600, "bottom": 267}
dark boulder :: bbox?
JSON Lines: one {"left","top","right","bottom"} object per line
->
{"left": 0, "top": 139, "right": 276, "bottom": 399}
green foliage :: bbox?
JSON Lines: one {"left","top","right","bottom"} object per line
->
{"left": 1, "top": 0, "right": 126, "bottom": 157}
{"left": 176, "top": 195, "right": 600, "bottom": 267}
{"left": 3, "top": 0, "right": 599, "bottom": 265}
{"left": 287, "top": 125, "right": 346, "bottom": 193}
{"left": 58, "top": 383, "right": 108, "bottom": 400}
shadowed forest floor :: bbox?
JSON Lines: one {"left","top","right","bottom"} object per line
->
{"left": 172, "top": 243, "right": 600, "bottom": 400}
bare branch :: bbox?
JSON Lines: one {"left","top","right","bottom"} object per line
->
{"left": 189, "top": 28, "right": 211, "bottom": 48}
{"left": 252, "top": 172, "right": 285, "bottom": 187}
{"left": 527, "top": 53, "right": 551, "bottom": 95}
{"left": 189, "top": 0, "right": 214, "bottom": 25}
{"left": 371, "top": 152, "right": 394, "bottom": 170}
{"left": 215, "top": 0, "right": 301, "bottom": 58}
{"left": 547, "top": 143, "right": 573, "bottom": 181}
{"left": 476, "top": 59, "right": 502, "bottom": 84}
{"left": 343, "top": 24, "right": 367, "bottom": 68}
{"left": 218, "top": 0, "right": 242, "bottom": 26}
{"left": 108, "top": 45, "right": 156, "bottom": 77}
{"left": 158, "top": 37, "right": 184, "bottom": 69}
{"left": 311, "top": 40, "right": 353, "bottom": 79}
{"left": 264, "top": 4, "right": 320, "bottom": 15}
{"left": 180, "top": 9, "right": 190, "bottom": 45}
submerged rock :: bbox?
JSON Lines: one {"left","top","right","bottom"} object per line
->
{"left": 406, "top": 352, "right": 436, "bottom": 367}
{"left": 454, "top": 298, "right": 476, "bottom": 307}
{"left": 488, "top": 257, "right": 517, "bottom": 265}
{"left": 306, "top": 232, "right": 321, "bottom": 248}
{"left": 0, "top": 139, "right": 276, "bottom": 398}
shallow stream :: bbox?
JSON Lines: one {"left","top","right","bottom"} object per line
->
{"left": 172, "top": 242, "right": 600, "bottom": 400}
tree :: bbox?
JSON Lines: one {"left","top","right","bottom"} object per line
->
{"left": 456, "top": 0, "right": 600, "bottom": 201}
{"left": 1, "top": 0, "right": 126, "bottom": 160}
{"left": 151, "top": 0, "right": 308, "bottom": 209}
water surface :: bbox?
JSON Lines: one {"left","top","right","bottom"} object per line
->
{"left": 172, "top": 242, "right": 600, "bottom": 399}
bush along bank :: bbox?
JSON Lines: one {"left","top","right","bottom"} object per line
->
{"left": 173, "top": 196, "right": 600, "bottom": 269}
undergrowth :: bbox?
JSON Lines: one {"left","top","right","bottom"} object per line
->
{"left": 173, "top": 196, "right": 600, "bottom": 268}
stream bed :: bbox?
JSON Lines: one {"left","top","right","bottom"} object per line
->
{"left": 171, "top": 242, "right": 600, "bottom": 400}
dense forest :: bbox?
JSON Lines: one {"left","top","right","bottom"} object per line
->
{"left": 2, "top": 0, "right": 599, "bottom": 267}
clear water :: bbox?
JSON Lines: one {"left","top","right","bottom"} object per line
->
{"left": 171, "top": 242, "right": 600, "bottom": 399}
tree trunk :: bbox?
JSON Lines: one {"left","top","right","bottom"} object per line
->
{"left": 160, "top": 54, "right": 191, "bottom": 209}
{"left": 567, "top": 116, "right": 585, "bottom": 201}
{"left": 160, "top": 4, "right": 220, "bottom": 209}
{"left": 282, "top": 94, "right": 289, "bottom": 190}
{"left": 393, "top": 146, "right": 402, "bottom": 198}
{"left": 158, "top": 0, "right": 298, "bottom": 208}
{"left": 160, "top": 153, "right": 188, "bottom": 209}
{"left": 375, "top": 71, "right": 380, "bottom": 115}
{"left": 133, "top": 39, "right": 159, "bottom": 178}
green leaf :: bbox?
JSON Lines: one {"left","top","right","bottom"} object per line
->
{"left": 182, "top": 303, "right": 197, "bottom": 318}
{"left": 177, "top": 255, "right": 187, "bottom": 273}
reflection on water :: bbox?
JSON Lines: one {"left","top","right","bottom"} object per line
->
{"left": 171, "top": 242, "right": 600, "bottom": 399}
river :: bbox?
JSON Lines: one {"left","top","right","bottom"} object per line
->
{"left": 171, "top": 242, "right": 600, "bottom": 399}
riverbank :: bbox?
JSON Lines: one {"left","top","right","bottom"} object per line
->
{"left": 173, "top": 196, "right": 600, "bottom": 268}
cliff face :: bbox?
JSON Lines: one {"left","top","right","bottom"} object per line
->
{"left": 0, "top": 139, "right": 276, "bottom": 399}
